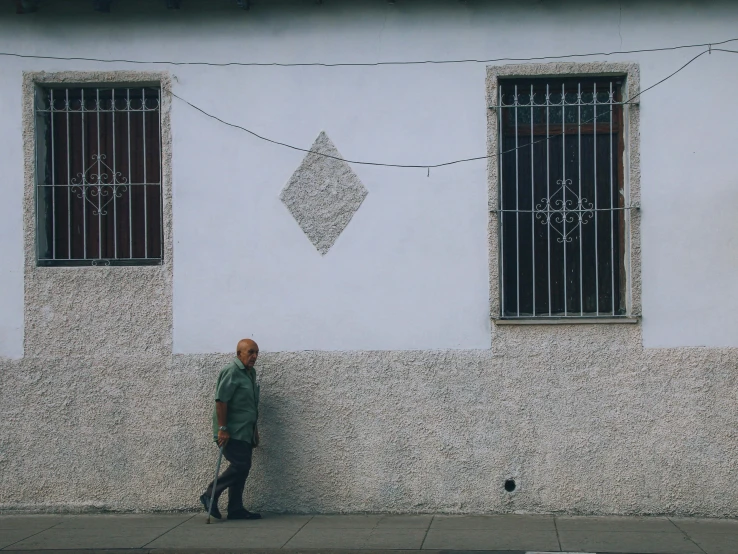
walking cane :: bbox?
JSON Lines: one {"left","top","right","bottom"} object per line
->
{"left": 206, "top": 445, "right": 225, "bottom": 524}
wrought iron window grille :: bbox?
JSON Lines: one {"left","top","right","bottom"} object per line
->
{"left": 34, "top": 85, "right": 163, "bottom": 266}
{"left": 494, "top": 78, "right": 631, "bottom": 319}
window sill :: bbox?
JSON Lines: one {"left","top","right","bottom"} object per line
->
{"left": 493, "top": 316, "right": 640, "bottom": 325}
{"left": 37, "top": 259, "right": 163, "bottom": 267}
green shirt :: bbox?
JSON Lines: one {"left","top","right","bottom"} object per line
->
{"left": 212, "top": 357, "right": 260, "bottom": 444}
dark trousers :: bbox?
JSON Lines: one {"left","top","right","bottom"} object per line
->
{"left": 204, "top": 439, "right": 253, "bottom": 513}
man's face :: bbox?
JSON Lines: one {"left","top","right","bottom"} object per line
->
{"left": 237, "top": 341, "right": 259, "bottom": 368}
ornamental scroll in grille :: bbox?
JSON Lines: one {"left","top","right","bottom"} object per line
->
{"left": 535, "top": 178, "right": 594, "bottom": 243}
{"left": 70, "top": 154, "right": 128, "bottom": 217}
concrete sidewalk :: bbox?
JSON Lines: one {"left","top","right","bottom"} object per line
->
{"left": 0, "top": 513, "right": 736, "bottom": 554}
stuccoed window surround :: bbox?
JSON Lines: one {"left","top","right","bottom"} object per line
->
{"left": 21, "top": 71, "right": 174, "bottom": 358}
{"left": 486, "top": 63, "right": 641, "bottom": 325}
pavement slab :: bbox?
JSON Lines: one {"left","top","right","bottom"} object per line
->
{"left": 421, "top": 528, "right": 560, "bottom": 551}
{"left": 4, "top": 551, "right": 523, "bottom": 554}
{"left": 375, "top": 515, "right": 433, "bottom": 529}
{"left": 0, "top": 512, "right": 737, "bottom": 553}
{"left": 0, "top": 518, "right": 62, "bottom": 531}
{"left": 432, "top": 515, "right": 556, "bottom": 532}
{"left": 0, "top": 530, "right": 45, "bottom": 550}
{"left": 302, "top": 515, "right": 384, "bottom": 529}
{"left": 4, "top": 551, "right": 165, "bottom": 554}
{"left": 558, "top": 529, "right": 704, "bottom": 554}
{"left": 684, "top": 533, "right": 738, "bottom": 554}
{"left": 283, "top": 527, "right": 429, "bottom": 550}
{"left": 667, "top": 517, "right": 738, "bottom": 554}
{"left": 555, "top": 516, "right": 679, "bottom": 534}
{"left": 364, "top": 528, "right": 428, "bottom": 549}
{"left": 146, "top": 526, "right": 297, "bottom": 549}
{"left": 670, "top": 516, "right": 738, "bottom": 535}
{"left": 181, "top": 514, "right": 312, "bottom": 530}
{"left": 6, "top": 527, "right": 169, "bottom": 550}
{"left": 53, "top": 514, "right": 193, "bottom": 530}
{"left": 283, "top": 527, "right": 375, "bottom": 549}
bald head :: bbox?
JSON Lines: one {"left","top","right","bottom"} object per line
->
{"left": 236, "top": 339, "right": 259, "bottom": 368}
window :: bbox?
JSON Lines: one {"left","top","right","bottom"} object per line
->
{"left": 34, "top": 85, "right": 162, "bottom": 266}
{"left": 496, "top": 76, "right": 629, "bottom": 319}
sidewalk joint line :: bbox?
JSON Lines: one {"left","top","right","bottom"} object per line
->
{"left": 280, "top": 514, "right": 313, "bottom": 549}
{"left": 667, "top": 516, "right": 708, "bottom": 554}
{"left": 553, "top": 516, "right": 563, "bottom": 552}
{"left": 139, "top": 513, "right": 198, "bottom": 548}
{"left": 419, "top": 514, "right": 434, "bottom": 550}
{"left": 353, "top": 515, "right": 381, "bottom": 550}
{"left": 364, "top": 514, "right": 384, "bottom": 548}
{"left": 1, "top": 520, "right": 63, "bottom": 550}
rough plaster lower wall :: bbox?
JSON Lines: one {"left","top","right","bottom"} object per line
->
{"left": 1, "top": 331, "right": 738, "bottom": 516}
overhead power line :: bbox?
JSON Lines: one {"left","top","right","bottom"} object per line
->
{"left": 11, "top": 41, "right": 734, "bottom": 170}
{"left": 168, "top": 49, "right": 714, "bottom": 170}
{"left": 0, "top": 37, "right": 736, "bottom": 67}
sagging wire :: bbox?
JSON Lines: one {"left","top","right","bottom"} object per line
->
{"left": 165, "top": 48, "right": 713, "bottom": 170}
{"left": 0, "top": 37, "right": 736, "bottom": 67}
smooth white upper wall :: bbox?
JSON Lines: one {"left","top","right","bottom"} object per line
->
{"left": 0, "top": 62, "right": 24, "bottom": 359}
{"left": 0, "top": 0, "right": 737, "bottom": 354}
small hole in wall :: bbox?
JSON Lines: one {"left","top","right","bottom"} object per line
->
{"left": 504, "top": 479, "right": 516, "bottom": 492}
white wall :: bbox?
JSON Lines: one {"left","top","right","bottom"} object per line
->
{"left": 1, "top": 0, "right": 737, "bottom": 355}
{"left": 0, "top": 65, "right": 24, "bottom": 358}
{"left": 172, "top": 61, "right": 491, "bottom": 352}
{"left": 639, "top": 50, "right": 738, "bottom": 347}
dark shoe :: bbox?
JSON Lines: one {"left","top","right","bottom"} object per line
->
{"left": 227, "top": 509, "right": 261, "bottom": 520}
{"left": 200, "top": 494, "right": 222, "bottom": 520}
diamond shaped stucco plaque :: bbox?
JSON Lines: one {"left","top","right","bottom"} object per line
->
{"left": 280, "top": 131, "right": 368, "bottom": 255}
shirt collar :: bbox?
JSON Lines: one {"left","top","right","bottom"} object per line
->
{"left": 233, "top": 357, "right": 254, "bottom": 374}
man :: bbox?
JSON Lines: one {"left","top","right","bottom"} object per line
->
{"left": 200, "top": 339, "right": 262, "bottom": 520}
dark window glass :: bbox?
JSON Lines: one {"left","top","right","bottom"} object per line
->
{"left": 498, "top": 77, "right": 626, "bottom": 317}
{"left": 35, "top": 86, "right": 162, "bottom": 266}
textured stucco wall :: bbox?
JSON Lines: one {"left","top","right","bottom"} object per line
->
{"left": 279, "top": 131, "right": 368, "bottom": 255}
{"left": 2, "top": 2, "right": 738, "bottom": 518}
{"left": 2, "top": 335, "right": 738, "bottom": 516}
{"left": 3, "top": 66, "right": 738, "bottom": 519}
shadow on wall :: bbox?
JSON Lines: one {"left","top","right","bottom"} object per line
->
{"left": 247, "top": 381, "right": 361, "bottom": 513}
{"left": 246, "top": 388, "right": 298, "bottom": 511}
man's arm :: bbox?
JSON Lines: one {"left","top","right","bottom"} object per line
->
{"left": 216, "top": 400, "right": 229, "bottom": 446}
